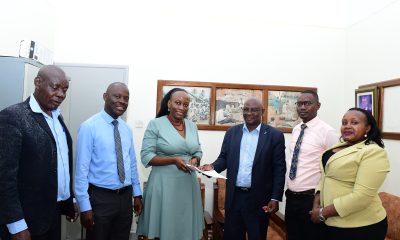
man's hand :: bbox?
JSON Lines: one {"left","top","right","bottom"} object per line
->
{"left": 66, "top": 203, "right": 79, "bottom": 223}
{"left": 262, "top": 200, "right": 279, "bottom": 214}
{"left": 11, "top": 229, "right": 31, "bottom": 240}
{"left": 80, "top": 210, "right": 95, "bottom": 230}
{"left": 133, "top": 197, "right": 143, "bottom": 216}
{"left": 199, "top": 164, "right": 213, "bottom": 171}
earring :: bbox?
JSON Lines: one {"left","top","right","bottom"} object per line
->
{"left": 168, "top": 108, "right": 170, "bottom": 112}
{"left": 364, "top": 133, "right": 367, "bottom": 137}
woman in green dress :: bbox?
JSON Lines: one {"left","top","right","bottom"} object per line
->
{"left": 137, "top": 88, "right": 204, "bottom": 240}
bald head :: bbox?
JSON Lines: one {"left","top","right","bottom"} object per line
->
{"left": 244, "top": 97, "right": 263, "bottom": 109}
{"left": 33, "top": 65, "right": 69, "bottom": 116}
{"left": 106, "top": 82, "right": 128, "bottom": 93}
{"left": 37, "top": 65, "right": 67, "bottom": 83}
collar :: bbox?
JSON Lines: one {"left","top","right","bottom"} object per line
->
{"left": 101, "top": 110, "right": 120, "bottom": 124}
{"left": 302, "top": 116, "right": 320, "bottom": 128}
{"left": 29, "top": 94, "right": 61, "bottom": 118}
{"left": 243, "top": 123, "right": 261, "bottom": 133}
{"left": 331, "top": 139, "right": 372, "bottom": 150}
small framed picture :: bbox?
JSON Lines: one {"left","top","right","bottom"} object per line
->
{"left": 355, "top": 87, "right": 378, "bottom": 118}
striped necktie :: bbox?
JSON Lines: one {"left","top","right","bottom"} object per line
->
{"left": 112, "top": 120, "right": 125, "bottom": 183}
{"left": 289, "top": 124, "right": 307, "bottom": 180}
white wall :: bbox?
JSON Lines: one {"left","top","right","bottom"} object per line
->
{"left": 346, "top": 1, "right": 400, "bottom": 196}
{"left": 0, "top": 0, "right": 56, "bottom": 57}
{"left": 52, "top": 1, "right": 347, "bottom": 214}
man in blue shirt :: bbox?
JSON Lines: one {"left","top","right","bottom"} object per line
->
{"left": 0, "top": 65, "right": 78, "bottom": 240}
{"left": 201, "top": 98, "right": 286, "bottom": 240}
{"left": 75, "top": 82, "right": 142, "bottom": 240}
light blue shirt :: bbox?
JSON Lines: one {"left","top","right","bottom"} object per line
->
{"left": 235, "top": 124, "right": 261, "bottom": 188}
{"left": 75, "top": 110, "right": 142, "bottom": 212}
{"left": 7, "top": 95, "right": 70, "bottom": 234}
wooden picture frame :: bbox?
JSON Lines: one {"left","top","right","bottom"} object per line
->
{"left": 359, "top": 78, "right": 400, "bottom": 140}
{"left": 157, "top": 80, "right": 316, "bottom": 131}
{"left": 355, "top": 87, "right": 378, "bottom": 118}
{"left": 381, "top": 85, "right": 400, "bottom": 137}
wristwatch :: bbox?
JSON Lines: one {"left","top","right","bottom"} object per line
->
{"left": 319, "top": 207, "right": 326, "bottom": 222}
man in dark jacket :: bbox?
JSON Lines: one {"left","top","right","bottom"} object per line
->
{"left": 0, "top": 65, "right": 78, "bottom": 240}
{"left": 201, "top": 98, "right": 286, "bottom": 240}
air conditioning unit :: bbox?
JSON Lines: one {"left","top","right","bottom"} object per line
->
{"left": 19, "top": 40, "right": 54, "bottom": 65}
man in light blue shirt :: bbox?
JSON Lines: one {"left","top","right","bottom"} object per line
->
{"left": 75, "top": 82, "right": 142, "bottom": 240}
{"left": 0, "top": 65, "right": 78, "bottom": 240}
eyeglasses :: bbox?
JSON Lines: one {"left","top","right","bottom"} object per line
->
{"left": 242, "top": 108, "right": 262, "bottom": 113}
{"left": 295, "top": 101, "right": 314, "bottom": 107}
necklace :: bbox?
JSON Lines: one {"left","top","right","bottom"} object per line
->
{"left": 167, "top": 115, "right": 185, "bottom": 131}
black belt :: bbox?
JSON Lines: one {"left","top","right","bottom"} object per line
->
{"left": 286, "top": 189, "right": 315, "bottom": 196}
{"left": 235, "top": 186, "right": 251, "bottom": 192}
{"left": 89, "top": 184, "right": 131, "bottom": 195}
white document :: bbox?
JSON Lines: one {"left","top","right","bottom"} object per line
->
{"left": 186, "top": 164, "right": 227, "bottom": 179}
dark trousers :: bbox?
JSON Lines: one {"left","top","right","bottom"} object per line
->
{"left": 0, "top": 204, "right": 62, "bottom": 240}
{"left": 324, "top": 217, "right": 387, "bottom": 240}
{"left": 224, "top": 188, "right": 270, "bottom": 240}
{"left": 285, "top": 189, "right": 321, "bottom": 240}
{"left": 86, "top": 185, "right": 133, "bottom": 240}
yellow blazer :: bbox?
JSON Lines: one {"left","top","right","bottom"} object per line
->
{"left": 316, "top": 140, "right": 390, "bottom": 228}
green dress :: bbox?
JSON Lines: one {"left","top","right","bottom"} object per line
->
{"left": 137, "top": 116, "right": 204, "bottom": 240}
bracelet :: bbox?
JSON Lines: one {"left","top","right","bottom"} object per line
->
{"left": 319, "top": 207, "right": 326, "bottom": 222}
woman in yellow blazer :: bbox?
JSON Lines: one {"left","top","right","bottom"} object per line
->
{"left": 310, "top": 108, "right": 390, "bottom": 240}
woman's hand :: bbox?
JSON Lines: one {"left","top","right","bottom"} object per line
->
{"left": 310, "top": 192, "right": 322, "bottom": 223}
{"left": 188, "top": 157, "right": 198, "bottom": 167}
{"left": 174, "top": 157, "right": 191, "bottom": 172}
{"left": 310, "top": 207, "right": 321, "bottom": 224}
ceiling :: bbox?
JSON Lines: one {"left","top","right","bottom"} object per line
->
{"left": 50, "top": 0, "right": 398, "bottom": 28}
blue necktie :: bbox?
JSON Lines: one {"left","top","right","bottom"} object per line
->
{"left": 289, "top": 124, "right": 307, "bottom": 180}
{"left": 112, "top": 120, "right": 125, "bottom": 183}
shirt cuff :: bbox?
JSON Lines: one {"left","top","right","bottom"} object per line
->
{"left": 271, "top": 199, "right": 279, "bottom": 202}
{"left": 78, "top": 199, "right": 92, "bottom": 212}
{"left": 132, "top": 184, "right": 142, "bottom": 197}
{"left": 7, "top": 219, "right": 28, "bottom": 234}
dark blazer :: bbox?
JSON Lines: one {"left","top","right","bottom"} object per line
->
{"left": 0, "top": 98, "right": 74, "bottom": 235}
{"left": 213, "top": 123, "right": 286, "bottom": 211}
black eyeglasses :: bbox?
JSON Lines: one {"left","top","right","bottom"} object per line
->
{"left": 242, "top": 108, "right": 262, "bottom": 113}
{"left": 295, "top": 101, "right": 314, "bottom": 107}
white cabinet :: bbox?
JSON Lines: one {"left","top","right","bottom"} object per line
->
{"left": 0, "top": 57, "right": 43, "bottom": 110}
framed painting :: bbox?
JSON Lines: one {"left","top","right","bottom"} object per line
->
{"left": 215, "top": 87, "right": 263, "bottom": 129}
{"left": 267, "top": 90, "right": 301, "bottom": 132}
{"left": 157, "top": 80, "right": 213, "bottom": 130}
{"left": 266, "top": 86, "right": 317, "bottom": 133}
{"left": 355, "top": 87, "right": 378, "bottom": 118}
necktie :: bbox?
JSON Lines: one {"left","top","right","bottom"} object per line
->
{"left": 289, "top": 124, "right": 307, "bottom": 180}
{"left": 112, "top": 120, "right": 125, "bottom": 183}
